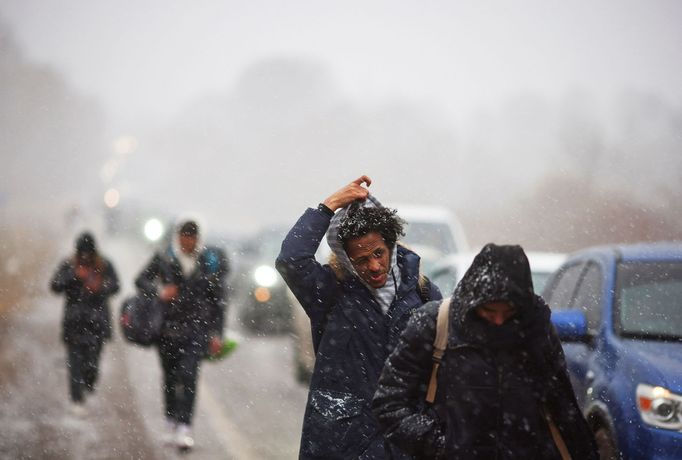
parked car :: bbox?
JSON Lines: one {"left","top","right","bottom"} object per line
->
{"left": 428, "top": 250, "right": 565, "bottom": 296}
{"left": 290, "top": 204, "right": 469, "bottom": 384}
{"left": 235, "top": 227, "right": 294, "bottom": 335}
{"left": 545, "top": 243, "right": 682, "bottom": 459}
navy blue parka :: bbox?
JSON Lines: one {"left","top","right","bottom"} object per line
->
{"left": 276, "top": 206, "right": 441, "bottom": 459}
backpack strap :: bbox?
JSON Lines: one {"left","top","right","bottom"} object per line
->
{"left": 545, "top": 408, "right": 572, "bottom": 460}
{"left": 426, "top": 297, "right": 451, "bottom": 404}
{"left": 417, "top": 275, "right": 432, "bottom": 304}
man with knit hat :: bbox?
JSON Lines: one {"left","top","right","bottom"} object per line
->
{"left": 50, "top": 231, "right": 119, "bottom": 415}
{"left": 276, "top": 176, "right": 441, "bottom": 459}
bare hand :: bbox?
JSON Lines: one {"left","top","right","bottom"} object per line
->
{"left": 160, "top": 284, "right": 179, "bottom": 302}
{"left": 209, "top": 336, "right": 223, "bottom": 356}
{"left": 75, "top": 265, "right": 89, "bottom": 280}
{"left": 322, "top": 175, "right": 372, "bottom": 212}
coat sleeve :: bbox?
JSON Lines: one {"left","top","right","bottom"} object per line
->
{"left": 100, "top": 259, "right": 120, "bottom": 298}
{"left": 275, "top": 207, "right": 339, "bottom": 335}
{"left": 135, "top": 253, "right": 164, "bottom": 297}
{"left": 372, "top": 302, "right": 446, "bottom": 458}
{"left": 50, "top": 260, "right": 78, "bottom": 294}
{"left": 545, "top": 325, "right": 599, "bottom": 460}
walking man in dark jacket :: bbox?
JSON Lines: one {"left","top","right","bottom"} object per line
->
{"left": 50, "top": 232, "right": 119, "bottom": 415}
{"left": 135, "top": 220, "right": 228, "bottom": 451}
{"left": 276, "top": 175, "right": 441, "bottom": 459}
{"left": 372, "top": 243, "right": 599, "bottom": 459}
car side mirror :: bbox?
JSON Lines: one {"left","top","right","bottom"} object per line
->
{"left": 551, "top": 309, "right": 588, "bottom": 341}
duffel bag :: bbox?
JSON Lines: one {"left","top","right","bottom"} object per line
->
{"left": 119, "top": 294, "right": 164, "bottom": 346}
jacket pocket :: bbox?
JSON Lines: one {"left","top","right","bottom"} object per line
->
{"left": 303, "top": 389, "right": 366, "bottom": 458}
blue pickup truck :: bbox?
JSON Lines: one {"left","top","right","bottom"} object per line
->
{"left": 544, "top": 243, "right": 682, "bottom": 460}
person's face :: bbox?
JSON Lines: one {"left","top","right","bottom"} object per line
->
{"left": 475, "top": 301, "right": 517, "bottom": 326}
{"left": 179, "top": 234, "right": 198, "bottom": 254}
{"left": 345, "top": 231, "right": 391, "bottom": 289}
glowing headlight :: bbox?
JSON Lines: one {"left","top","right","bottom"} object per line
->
{"left": 144, "top": 218, "right": 164, "bottom": 242}
{"left": 637, "top": 384, "right": 682, "bottom": 430}
{"left": 254, "top": 265, "right": 278, "bottom": 287}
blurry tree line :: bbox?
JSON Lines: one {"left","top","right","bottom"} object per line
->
{"left": 126, "top": 58, "right": 681, "bottom": 252}
{"left": 0, "top": 19, "right": 107, "bottom": 223}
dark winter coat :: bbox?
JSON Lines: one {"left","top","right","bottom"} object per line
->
{"left": 372, "top": 243, "right": 599, "bottom": 460}
{"left": 50, "top": 256, "right": 119, "bottom": 345}
{"left": 151, "top": 246, "right": 228, "bottom": 346}
{"left": 276, "top": 207, "right": 442, "bottom": 459}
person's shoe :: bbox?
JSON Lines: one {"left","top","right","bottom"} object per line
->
{"left": 69, "top": 402, "right": 87, "bottom": 417}
{"left": 175, "top": 424, "right": 194, "bottom": 452}
{"left": 163, "top": 418, "right": 177, "bottom": 445}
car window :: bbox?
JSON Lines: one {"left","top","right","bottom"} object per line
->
{"left": 572, "top": 263, "right": 602, "bottom": 331}
{"left": 403, "top": 222, "right": 457, "bottom": 255}
{"left": 615, "top": 261, "right": 682, "bottom": 340}
{"left": 544, "top": 263, "right": 586, "bottom": 309}
{"left": 431, "top": 266, "right": 458, "bottom": 296}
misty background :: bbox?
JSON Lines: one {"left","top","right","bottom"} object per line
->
{"left": 1, "top": 0, "right": 681, "bottom": 252}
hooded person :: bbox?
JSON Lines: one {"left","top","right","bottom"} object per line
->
{"left": 276, "top": 176, "right": 442, "bottom": 459}
{"left": 50, "top": 231, "right": 119, "bottom": 413}
{"left": 134, "top": 219, "right": 229, "bottom": 451}
{"left": 372, "top": 243, "right": 599, "bottom": 460}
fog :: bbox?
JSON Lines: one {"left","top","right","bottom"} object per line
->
{"left": 1, "top": 0, "right": 681, "bottom": 249}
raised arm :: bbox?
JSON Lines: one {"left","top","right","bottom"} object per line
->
{"left": 275, "top": 176, "right": 372, "bottom": 328}
{"left": 50, "top": 259, "right": 78, "bottom": 293}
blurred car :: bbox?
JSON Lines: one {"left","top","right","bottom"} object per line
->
{"left": 391, "top": 203, "right": 469, "bottom": 273}
{"left": 235, "top": 227, "right": 294, "bottom": 335}
{"left": 545, "top": 243, "right": 682, "bottom": 459}
{"left": 290, "top": 204, "right": 469, "bottom": 384}
{"left": 428, "top": 250, "right": 565, "bottom": 296}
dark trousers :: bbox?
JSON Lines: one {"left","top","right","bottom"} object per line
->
{"left": 158, "top": 339, "right": 203, "bottom": 425}
{"left": 66, "top": 341, "right": 103, "bottom": 403}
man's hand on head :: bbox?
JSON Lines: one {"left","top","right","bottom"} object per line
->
{"left": 322, "top": 175, "right": 372, "bottom": 212}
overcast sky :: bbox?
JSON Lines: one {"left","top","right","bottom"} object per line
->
{"left": 3, "top": 0, "right": 681, "bottom": 126}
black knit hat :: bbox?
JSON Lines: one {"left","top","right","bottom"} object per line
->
{"left": 75, "top": 232, "right": 96, "bottom": 255}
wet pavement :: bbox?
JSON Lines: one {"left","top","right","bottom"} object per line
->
{"left": 0, "top": 236, "right": 307, "bottom": 459}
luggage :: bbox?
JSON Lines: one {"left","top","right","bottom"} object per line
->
{"left": 119, "top": 294, "right": 164, "bottom": 346}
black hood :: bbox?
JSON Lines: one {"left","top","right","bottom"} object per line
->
{"left": 451, "top": 243, "right": 536, "bottom": 333}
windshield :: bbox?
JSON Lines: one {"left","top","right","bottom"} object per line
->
{"left": 616, "top": 261, "right": 682, "bottom": 340}
{"left": 402, "top": 222, "right": 457, "bottom": 255}
{"left": 531, "top": 272, "right": 552, "bottom": 293}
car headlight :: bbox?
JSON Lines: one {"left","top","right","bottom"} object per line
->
{"left": 637, "top": 384, "right": 682, "bottom": 430}
{"left": 253, "top": 265, "right": 278, "bottom": 287}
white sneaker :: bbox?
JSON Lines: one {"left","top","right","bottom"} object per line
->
{"left": 175, "top": 423, "right": 194, "bottom": 451}
{"left": 69, "top": 402, "right": 87, "bottom": 417}
{"left": 163, "top": 418, "right": 177, "bottom": 444}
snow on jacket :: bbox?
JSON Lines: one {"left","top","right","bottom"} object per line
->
{"left": 50, "top": 256, "right": 119, "bottom": 345}
{"left": 276, "top": 206, "right": 442, "bottom": 459}
{"left": 372, "top": 243, "right": 599, "bottom": 460}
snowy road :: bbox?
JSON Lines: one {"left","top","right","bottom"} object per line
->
{"left": 0, "top": 236, "right": 307, "bottom": 459}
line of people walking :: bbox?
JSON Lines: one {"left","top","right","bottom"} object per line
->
{"left": 50, "top": 174, "right": 599, "bottom": 459}
{"left": 50, "top": 219, "right": 228, "bottom": 452}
